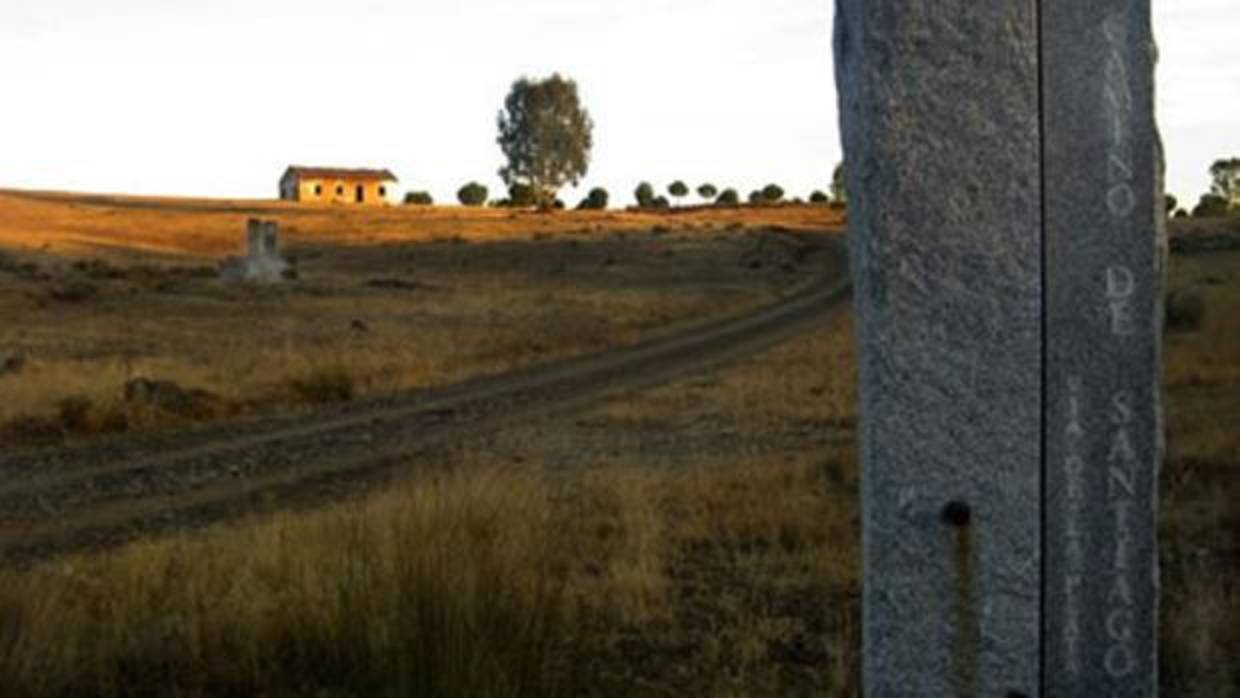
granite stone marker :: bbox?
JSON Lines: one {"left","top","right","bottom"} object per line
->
{"left": 219, "top": 219, "right": 288, "bottom": 283}
{"left": 248, "top": 218, "right": 281, "bottom": 261}
{"left": 833, "top": 0, "right": 1162, "bottom": 695}
{"left": 834, "top": 2, "right": 1043, "bottom": 694}
{"left": 1043, "top": 3, "right": 1162, "bottom": 696}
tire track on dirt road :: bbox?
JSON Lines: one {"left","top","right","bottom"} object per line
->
{"left": 0, "top": 243, "right": 851, "bottom": 565}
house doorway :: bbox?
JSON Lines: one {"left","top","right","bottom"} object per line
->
{"left": 356, "top": 185, "right": 365, "bottom": 203}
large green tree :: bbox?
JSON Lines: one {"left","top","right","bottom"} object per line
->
{"left": 496, "top": 74, "right": 594, "bottom": 209}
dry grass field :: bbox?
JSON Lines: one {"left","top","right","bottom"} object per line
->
{"left": 0, "top": 190, "right": 842, "bottom": 447}
{"left": 0, "top": 309, "right": 863, "bottom": 697}
{"left": 0, "top": 197, "right": 1235, "bottom": 696}
{"left": 1158, "top": 225, "right": 1240, "bottom": 695}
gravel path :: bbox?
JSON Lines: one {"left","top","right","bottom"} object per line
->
{"left": 0, "top": 240, "right": 850, "bottom": 565}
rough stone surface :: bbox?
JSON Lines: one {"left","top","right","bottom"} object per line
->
{"left": 219, "top": 219, "right": 288, "bottom": 282}
{"left": 1043, "top": 3, "right": 1162, "bottom": 695}
{"left": 834, "top": 1, "right": 1042, "bottom": 694}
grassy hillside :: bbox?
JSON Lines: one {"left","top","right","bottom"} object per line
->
{"left": 0, "top": 200, "right": 1233, "bottom": 695}
{"left": 0, "top": 189, "right": 843, "bottom": 258}
{"left": 0, "top": 191, "right": 844, "bottom": 448}
{"left": 0, "top": 236, "right": 1234, "bottom": 695}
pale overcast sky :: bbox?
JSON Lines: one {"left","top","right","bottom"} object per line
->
{"left": 0, "top": 1, "right": 1234, "bottom": 206}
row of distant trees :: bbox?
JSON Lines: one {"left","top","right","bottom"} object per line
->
{"left": 405, "top": 182, "right": 605, "bottom": 209}
{"left": 405, "top": 70, "right": 1237, "bottom": 221}
{"left": 402, "top": 73, "right": 849, "bottom": 212}
{"left": 407, "top": 167, "right": 848, "bottom": 212}
{"left": 404, "top": 176, "right": 847, "bottom": 211}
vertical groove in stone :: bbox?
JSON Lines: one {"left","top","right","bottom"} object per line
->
{"left": 1036, "top": 0, "right": 1049, "bottom": 686}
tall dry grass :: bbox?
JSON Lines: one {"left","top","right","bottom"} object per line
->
{"left": 1158, "top": 249, "right": 1240, "bottom": 695}
{"left": 0, "top": 466, "right": 570, "bottom": 698}
{"left": 0, "top": 311, "right": 865, "bottom": 696}
{"left": 0, "top": 446, "right": 861, "bottom": 697}
{"left": 0, "top": 239, "right": 1233, "bottom": 695}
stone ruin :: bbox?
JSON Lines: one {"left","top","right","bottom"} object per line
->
{"left": 219, "top": 218, "right": 289, "bottom": 283}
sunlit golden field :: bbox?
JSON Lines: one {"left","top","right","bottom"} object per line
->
{"left": 0, "top": 203, "right": 1235, "bottom": 696}
{"left": 0, "top": 191, "right": 842, "bottom": 446}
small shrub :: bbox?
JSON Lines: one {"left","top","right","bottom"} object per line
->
{"left": 0, "top": 354, "right": 25, "bottom": 376}
{"left": 185, "top": 265, "right": 218, "bottom": 278}
{"left": 715, "top": 189, "right": 739, "bottom": 206}
{"left": 17, "top": 262, "right": 48, "bottom": 281}
{"left": 761, "top": 183, "right": 785, "bottom": 203}
{"left": 1, "top": 414, "right": 64, "bottom": 446}
{"left": 810, "top": 190, "right": 829, "bottom": 204}
{"left": 367, "top": 277, "right": 436, "bottom": 292}
{"left": 48, "top": 281, "right": 98, "bottom": 303}
{"left": 73, "top": 259, "right": 127, "bottom": 280}
{"left": 96, "top": 407, "right": 131, "bottom": 433}
{"left": 124, "top": 377, "right": 219, "bottom": 418}
{"left": 290, "top": 365, "right": 356, "bottom": 404}
{"left": 57, "top": 395, "right": 94, "bottom": 432}
{"left": 404, "top": 191, "right": 434, "bottom": 206}
{"left": 507, "top": 183, "right": 538, "bottom": 207}
{"left": 1165, "top": 290, "right": 1205, "bottom": 332}
{"left": 578, "top": 187, "right": 609, "bottom": 210}
{"left": 457, "top": 182, "right": 488, "bottom": 206}
{"left": 1192, "top": 194, "right": 1229, "bottom": 218}
{"left": 634, "top": 182, "right": 655, "bottom": 208}
{"left": 668, "top": 180, "right": 688, "bottom": 206}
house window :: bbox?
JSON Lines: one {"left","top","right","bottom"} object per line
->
{"left": 314, "top": 184, "right": 323, "bottom": 196}
{"left": 336, "top": 185, "right": 344, "bottom": 196}
{"left": 379, "top": 186, "right": 387, "bottom": 197}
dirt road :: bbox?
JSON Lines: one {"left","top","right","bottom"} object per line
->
{"left": 0, "top": 243, "right": 851, "bottom": 565}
